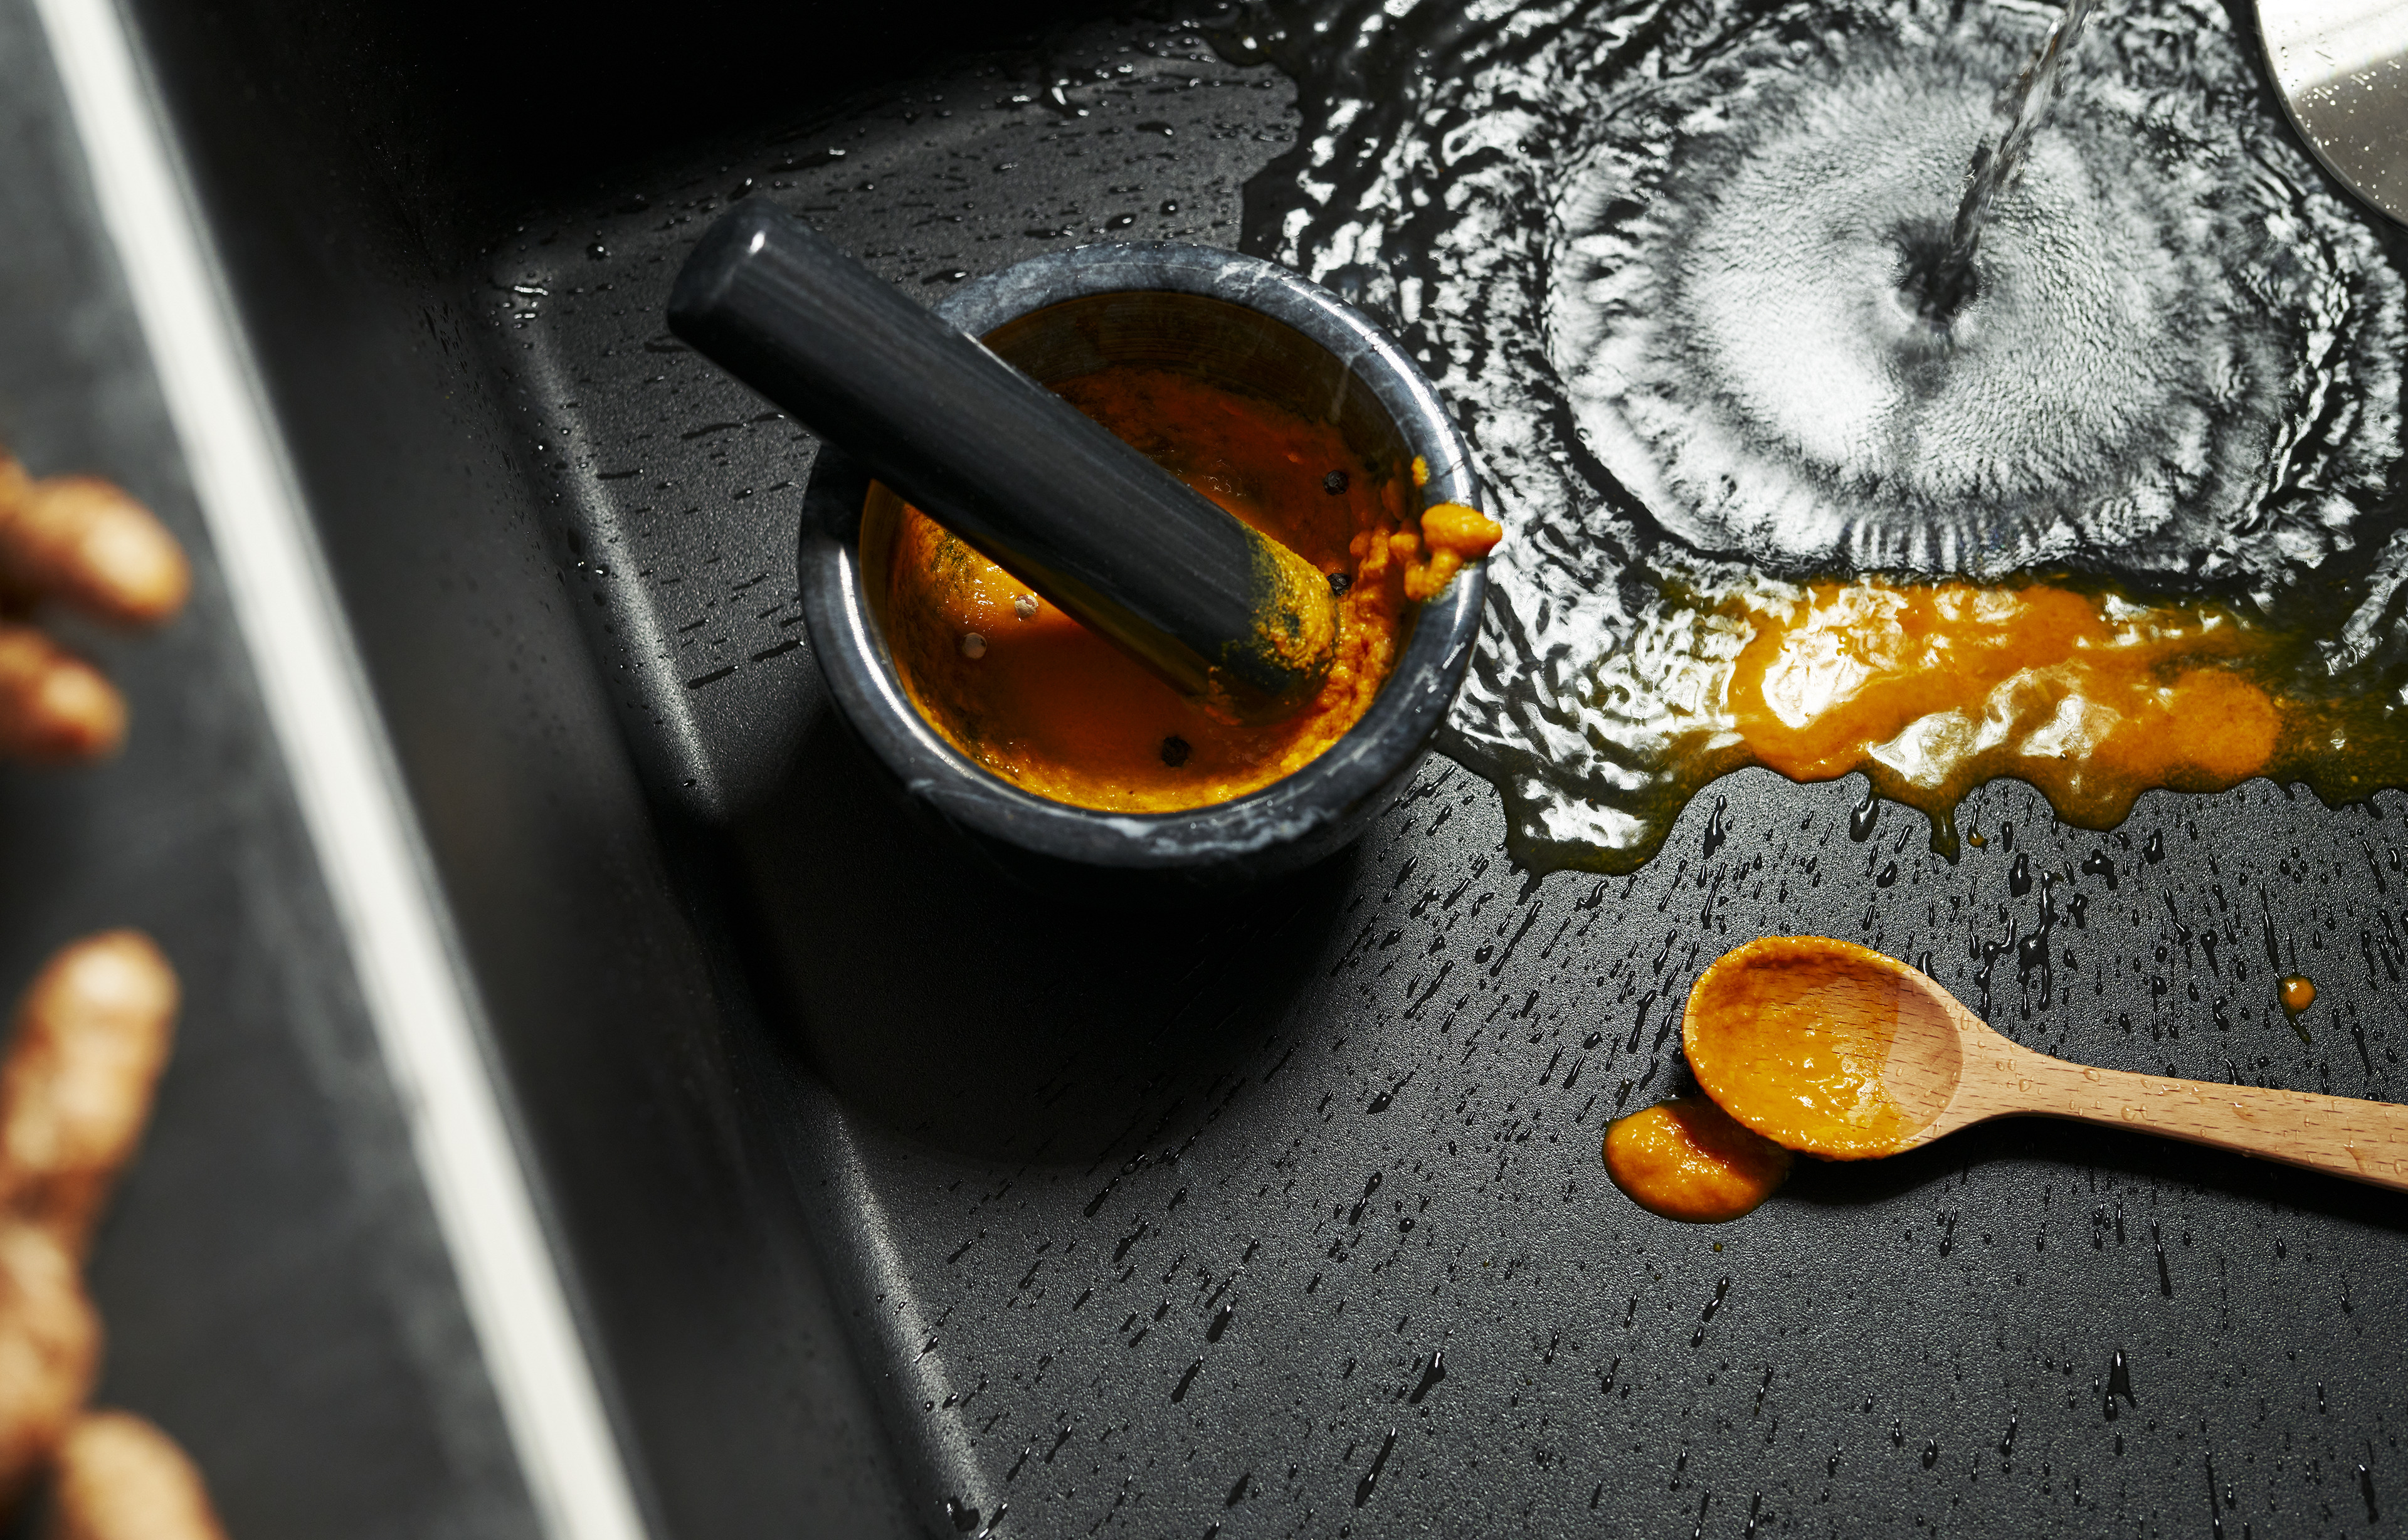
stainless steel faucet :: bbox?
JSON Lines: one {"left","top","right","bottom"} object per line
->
{"left": 2261, "top": 0, "right": 2408, "bottom": 224}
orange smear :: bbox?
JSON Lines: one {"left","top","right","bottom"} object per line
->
{"left": 1397, "top": 502, "right": 1503, "bottom": 603}
{"left": 1603, "top": 1096, "right": 1792, "bottom": 1222}
{"left": 1729, "top": 581, "right": 2280, "bottom": 835}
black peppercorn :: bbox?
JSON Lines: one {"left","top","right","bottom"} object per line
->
{"left": 1323, "top": 470, "right": 1349, "bottom": 495}
{"left": 1160, "top": 735, "right": 1192, "bottom": 767}
{"left": 1327, "top": 571, "right": 1353, "bottom": 595}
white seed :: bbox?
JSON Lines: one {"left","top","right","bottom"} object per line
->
{"left": 961, "top": 633, "right": 987, "bottom": 659}
{"left": 1013, "top": 593, "right": 1040, "bottom": 620}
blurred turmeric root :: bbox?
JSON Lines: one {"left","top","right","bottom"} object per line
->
{"left": 0, "top": 933, "right": 181, "bottom": 1257}
{"left": 0, "top": 934, "right": 224, "bottom": 1537}
{"left": 0, "top": 1223, "right": 96, "bottom": 1512}
{"left": 0, "top": 456, "right": 189, "bottom": 763}
{"left": 43, "top": 1411, "right": 228, "bottom": 1540}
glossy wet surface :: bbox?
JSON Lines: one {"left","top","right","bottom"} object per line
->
{"left": 1729, "top": 581, "right": 2289, "bottom": 852}
{"left": 1227, "top": 0, "right": 2408, "bottom": 870}
{"left": 435, "top": 4, "right": 2408, "bottom": 1534}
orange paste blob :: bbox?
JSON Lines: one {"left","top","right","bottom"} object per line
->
{"left": 1603, "top": 1095, "right": 1792, "bottom": 1222}
{"left": 1728, "top": 581, "right": 2282, "bottom": 840}
{"left": 879, "top": 366, "right": 1493, "bottom": 813}
{"left": 1682, "top": 936, "right": 1961, "bottom": 1159}
{"left": 1396, "top": 503, "right": 1504, "bottom": 602}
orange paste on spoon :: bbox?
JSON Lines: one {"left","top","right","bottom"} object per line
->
{"left": 1603, "top": 936, "right": 1948, "bottom": 1221}
{"left": 1679, "top": 936, "right": 1937, "bottom": 1159}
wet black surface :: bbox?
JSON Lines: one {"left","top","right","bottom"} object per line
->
{"left": 119, "top": 0, "right": 2408, "bottom": 1534}
{"left": 488, "top": 13, "right": 2408, "bottom": 1533}
{"left": 0, "top": 4, "right": 533, "bottom": 1535}
{"left": 751, "top": 760, "right": 2408, "bottom": 1537}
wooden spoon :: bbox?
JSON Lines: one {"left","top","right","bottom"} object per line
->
{"left": 1682, "top": 934, "right": 2408, "bottom": 1189}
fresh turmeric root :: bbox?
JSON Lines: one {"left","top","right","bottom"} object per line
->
{"left": 0, "top": 932, "right": 180, "bottom": 1257}
{"left": 0, "top": 455, "right": 188, "bottom": 763}
{"left": 0, "top": 1223, "right": 97, "bottom": 1509}
{"left": 43, "top": 1411, "right": 228, "bottom": 1540}
{"left": 0, "top": 934, "right": 224, "bottom": 1536}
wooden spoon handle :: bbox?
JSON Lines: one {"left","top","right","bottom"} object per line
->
{"left": 1990, "top": 1045, "right": 2408, "bottom": 1190}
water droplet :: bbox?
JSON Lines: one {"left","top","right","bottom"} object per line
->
{"left": 1353, "top": 1428, "right": 1398, "bottom": 1507}
{"left": 2104, "top": 1349, "right": 2136, "bottom": 1417}
{"left": 1691, "top": 1275, "right": 1731, "bottom": 1346}
{"left": 1172, "top": 1356, "right": 1205, "bottom": 1402}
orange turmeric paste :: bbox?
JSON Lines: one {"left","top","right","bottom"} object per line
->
{"left": 1680, "top": 935, "right": 1937, "bottom": 1159}
{"left": 2279, "top": 974, "right": 2316, "bottom": 1017}
{"left": 1397, "top": 504, "right": 1501, "bottom": 602}
{"left": 1603, "top": 1096, "right": 1792, "bottom": 1222}
{"left": 1728, "top": 580, "right": 2284, "bottom": 839}
{"left": 874, "top": 367, "right": 1498, "bottom": 813}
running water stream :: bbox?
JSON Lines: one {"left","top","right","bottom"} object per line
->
{"left": 1911, "top": 0, "right": 2101, "bottom": 324}
{"left": 1215, "top": 0, "right": 2408, "bottom": 871}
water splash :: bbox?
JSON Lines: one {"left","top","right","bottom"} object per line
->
{"left": 1221, "top": 0, "right": 2408, "bottom": 870}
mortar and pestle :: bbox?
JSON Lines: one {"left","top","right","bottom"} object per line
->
{"left": 667, "top": 203, "right": 1489, "bottom": 892}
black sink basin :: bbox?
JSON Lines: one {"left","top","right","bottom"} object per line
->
{"left": 27, "top": 0, "right": 2403, "bottom": 1535}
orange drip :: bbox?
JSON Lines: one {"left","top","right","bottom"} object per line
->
{"left": 1395, "top": 503, "right": 1503, "bottom": 602}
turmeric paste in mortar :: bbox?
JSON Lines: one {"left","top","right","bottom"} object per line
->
{"left": 874, "top": 366, "right": 1498, "bottom": 813}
